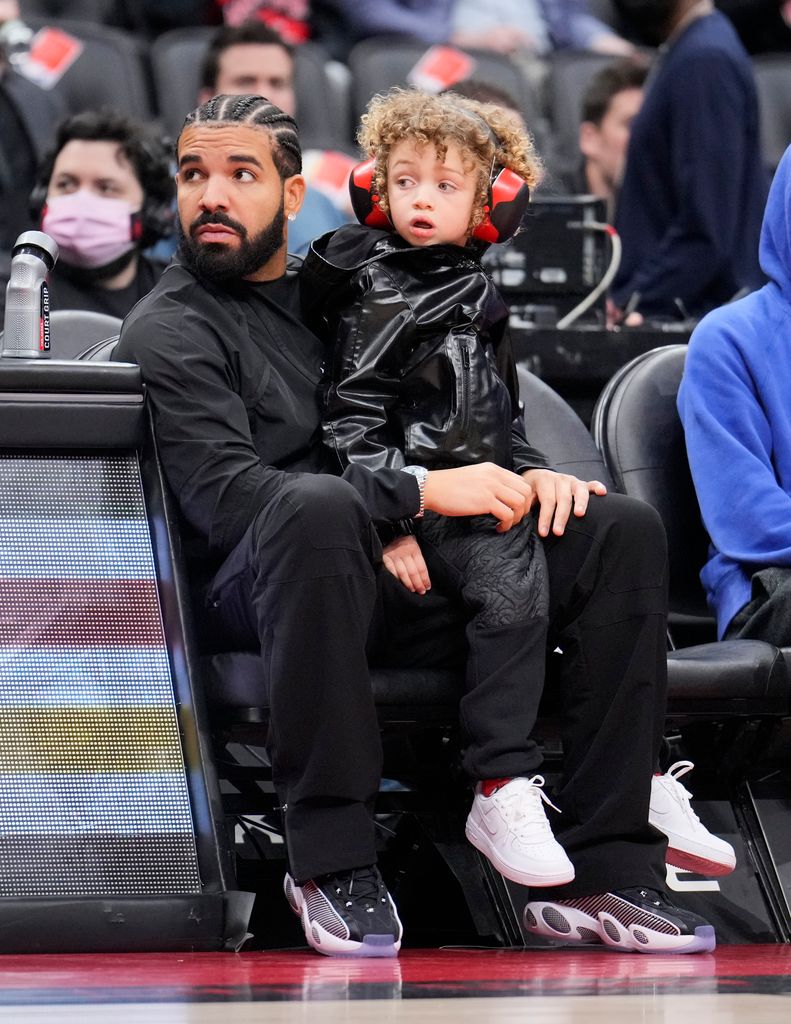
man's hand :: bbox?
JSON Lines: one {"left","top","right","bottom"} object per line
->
{"left": 382, "top": 535, "right": 431, "bottom": 594}
{"left": 423, "top": 463, "right": 536, "bottom": 532}
{"left": 521, "top": 469, "right": 607, "bottom": 537}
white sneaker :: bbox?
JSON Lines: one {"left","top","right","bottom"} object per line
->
{"left": 649, "top": 761, "right": 736, "bottom": 877}
{"left": 465, "top": 776, "right": 575, "bottom": 887}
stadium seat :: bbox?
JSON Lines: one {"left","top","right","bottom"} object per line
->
{"left": 591, "top": 344, "right": 791, "bottom": 935}
{"left": 591, "top": 344, "right": 788, "bottom": 718}
{"left": 0, "top": 310, "right": 121, "bottom": 362}
{"left": 752, "top": 54, "right": 791, "bottom": 173}
{"left": 24, "top": 17, "right": 154, "bottom": 120}
{"left": 149, "top": 27, "right": 353, "bottom": 150}
{"left": 542, "top": 50, "right": 628, "bottom": 187}
{"left": 347, "top": 38, "right": 548, "bottom": 154}
{"left": 48, "top": 309, "right": 122, "bottom": 360}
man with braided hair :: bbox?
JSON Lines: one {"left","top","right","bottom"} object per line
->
{"left": 116, "top": 93, "right": 716, "bottom": 958}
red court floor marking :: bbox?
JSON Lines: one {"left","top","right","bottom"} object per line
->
{"left": 0, "top": 945, "right": 787, "bottom": 994}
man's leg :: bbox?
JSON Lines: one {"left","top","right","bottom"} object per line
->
{"left": 205, "top": 474, "right": 383, "bottom": 882}
{"left": 523, "top": 494, "right": 715, "bottom": 953}
{"left": 539, "top": 492, "right": 669, "bottom": 897}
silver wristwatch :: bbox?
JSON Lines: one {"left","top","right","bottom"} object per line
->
{"left": 401, "top": 465, "right": 428, "bottom": 519}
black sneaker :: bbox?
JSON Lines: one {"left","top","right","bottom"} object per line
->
{"left": 284, "top": 865, "right": 403, "bottom": 957}
{"left": 524, "top": 887, "right": 716, "bottom": 953}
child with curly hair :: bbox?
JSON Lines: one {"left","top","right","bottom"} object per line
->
{"left": 301, "top": 86, "right": 585, "bottom": 890}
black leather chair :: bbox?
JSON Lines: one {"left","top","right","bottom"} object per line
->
{"left": 0, "top": 311, "right": 121, "bottom": 362}
{"left": 592, "top": 345, "right": 791, "bottom": 935}
{"left": 49, "top": 310, "right": 122, "bottom": 360}
{"left": 592, "top": 344, "right": 788, "bottom": 723}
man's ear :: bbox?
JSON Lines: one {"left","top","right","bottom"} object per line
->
{"left": 284, "top": 173, "right": 306, "bottom": 220}
{"left": 579, "top": 121, "right": 599, "bottom": 160}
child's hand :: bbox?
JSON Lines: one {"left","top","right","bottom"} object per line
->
{"left": 382, "top": 535, "right": 431, "bottom": 594}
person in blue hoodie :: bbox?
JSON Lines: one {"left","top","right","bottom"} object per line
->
{"left": 678, "top": 144, "right": 791, "bottom": 644}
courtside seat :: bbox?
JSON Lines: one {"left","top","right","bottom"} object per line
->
{"left": 592, "top": 344, "right": 789, "bottom": 725}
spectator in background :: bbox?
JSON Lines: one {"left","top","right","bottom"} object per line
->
{"left": 611, "top": 0, "right": 766, "bottom": 321}
{"left": 0, "top": 1, "right": 66, "bottom": 253}
{"left": 312, "top": 0, "right": 634, "bottom": 61}
{"left": 8, "top": 109, "right": 175, "bottom": 319}
{"left": 574, "top": 56, "right": 648, "bottom": 215}
{"left": 216, "top": 0, "right": 311, "bottom": 45}
{"left": 199, "top": 21, "right": 348, "bottom": 254}
{"left": 451, "top": 0, "right": 634, "bottom": 56}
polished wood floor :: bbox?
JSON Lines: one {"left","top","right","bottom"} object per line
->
{"left": 0, "top": 945, "right": 789, "bottom": 1023}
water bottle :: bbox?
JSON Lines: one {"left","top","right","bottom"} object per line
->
{"left": 2, "top": 231, "right": 58, "bottom": 359}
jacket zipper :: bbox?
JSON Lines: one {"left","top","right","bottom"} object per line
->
{"left": 460, "top": 344, "right": 471, "bottom": 442}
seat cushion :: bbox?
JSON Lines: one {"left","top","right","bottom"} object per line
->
{"left": 667, "top": 640, "right": 788, "bottom": 717}
{"left": 203, "top": 638, "right": 789, "bottom": 727}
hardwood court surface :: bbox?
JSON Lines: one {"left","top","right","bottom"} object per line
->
{"left": 0, "top": 945, "right": 789, "bottom": 1023}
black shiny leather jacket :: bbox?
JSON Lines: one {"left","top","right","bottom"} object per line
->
{"left": 301, "top": 224, "right": 550, "bottom": 475}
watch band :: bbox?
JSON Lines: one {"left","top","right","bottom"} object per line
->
{"left": 401, "top": 465, "right": 427, "bottom": 519}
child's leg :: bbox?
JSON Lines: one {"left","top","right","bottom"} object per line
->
{"left": 418, "top": 512, "right": 573, "bottom": 887}
{"left": 418, "top": 511, "right": 549, "bottom": 781}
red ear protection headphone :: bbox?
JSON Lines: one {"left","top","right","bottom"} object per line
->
{"left": 348, "top": 115, "right": 531, "bottom": 244}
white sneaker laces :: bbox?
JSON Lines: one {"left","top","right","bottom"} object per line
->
{"left": 660, "top": 760, "right": 702, "bottom": 825}
{"left": 492, "top": 775, "right": 561, "bottom": 834}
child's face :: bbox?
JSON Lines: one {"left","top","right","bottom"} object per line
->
{"left": 386, "top": 139, "right": 478, "bottom": 248}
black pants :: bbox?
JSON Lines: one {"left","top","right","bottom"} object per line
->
{"left": 205, "top": 475, "right": 668, "bottom": 895}
{"left": 725, "top": 566, "right": 791, "bottom": 647}
{"left": 417, "top": 511, "right": 549, "bottom": 778}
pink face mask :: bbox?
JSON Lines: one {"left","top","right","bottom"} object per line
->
{"left": 42, "top": 190, "right": 138, "bottom": 269}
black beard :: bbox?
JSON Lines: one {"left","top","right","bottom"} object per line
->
{"left": 178, "top": 205, "right": 286, "bottom": 282}
{"left": 57, "top": 247, "right": 138, "bottom": 285}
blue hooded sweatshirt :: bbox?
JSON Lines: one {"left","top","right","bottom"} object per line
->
{"left": 678, "top": 144, "right": 791, "bottom": 638}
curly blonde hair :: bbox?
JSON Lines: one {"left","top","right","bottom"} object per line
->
{"left": 358, "top": 87, "right": 543, "bottom": 233}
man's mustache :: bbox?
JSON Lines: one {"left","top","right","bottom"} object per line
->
{"left": 189, "top": 211, "right": 247, "bottom": 238}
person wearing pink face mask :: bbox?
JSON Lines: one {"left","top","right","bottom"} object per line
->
{"left": 20, "top": 109, "right": 175, "bottom": 320}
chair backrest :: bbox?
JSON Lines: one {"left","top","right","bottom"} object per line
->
{"left": 542, "top": 50, "right": 626, "bottom": 185}
{"left": 150, "top": 28, "right": 352, "bottom": 149}
{"left": 752, "top": 55, "right": 791, "bottom": 173}
{"left": 591, "top": 344, "right": 711, "bottom": 619}
{"left": 76, "top": 333, "right": 120, "bottom": 361}
{"left": 347, "top": 38, "right": 548, "bottom": 153}
{"left": 517, "top": 362, "right": 615, "bottom": 490}
{"left": 0, "top": 310, "right": 122, "bottom": 362}
{"left": 49, "top": 309, "right": 122, "bottom": 360}
{"left": 25, "top": 17, "right": 153, "bottom": 120}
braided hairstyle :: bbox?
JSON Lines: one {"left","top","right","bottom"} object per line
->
{"left": 178, "top": 94, "right": 302, "bottom": 179}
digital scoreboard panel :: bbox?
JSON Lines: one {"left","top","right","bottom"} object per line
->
{"left": 0, "top": 453, "right": 201, "bottom": 897}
